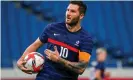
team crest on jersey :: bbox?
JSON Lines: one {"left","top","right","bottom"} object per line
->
{"left": 75, "top": 41, "right": 80, "bottom": 46}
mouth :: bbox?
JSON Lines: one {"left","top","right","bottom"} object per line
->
{"left": 66, "top": 17, "right": 71, "bottom": 21}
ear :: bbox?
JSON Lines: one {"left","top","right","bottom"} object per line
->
{"left": 80, "top": 13, "right": 84, "bottom": 20}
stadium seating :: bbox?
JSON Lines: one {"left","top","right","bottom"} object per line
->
{"left": 1, "top": 1, "right": 133, "bottom": 68}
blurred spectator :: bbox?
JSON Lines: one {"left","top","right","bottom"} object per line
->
{"left": 90, "top": 48, "right": 110, "bottom": 80}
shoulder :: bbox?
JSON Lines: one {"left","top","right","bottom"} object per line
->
{"left": 78, "top": 28, "right": 94, "bottom": 53}
{"left": 80, "top": 28, "right": 93, "bottom": 42}
{"left": 44, "top": 22, "right": 65, "bottom": 32}
{"left": 95, "top": 62, "right": 101, "bottom": 69}
{"left": 47, "top": 22, "right": 65, "bottom": 28}
{"left": 95, "top": 62, "right": 105, "bottom": 69}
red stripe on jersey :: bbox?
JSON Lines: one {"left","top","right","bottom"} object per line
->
{"left": 48, "top": 38, "right": 79, "bottom": 53}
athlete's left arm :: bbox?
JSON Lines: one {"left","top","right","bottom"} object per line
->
{"left": 58, "top": 51, "right": 91, "bottom": 75}
{"left": 45, "top": 46, "right": 91, "bottom": 75}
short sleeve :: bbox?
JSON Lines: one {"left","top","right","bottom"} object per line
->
{"left": 95, "top": 63, "right": 102, "bottom": 70}
{"left": 95, "top": 63, "right": 104, "bottom": 70}
{"left": 39, "top": 24, "right": 51, "bottom": 43}
{"left": 80, "top": 36, "right": 93, "bottom": 55}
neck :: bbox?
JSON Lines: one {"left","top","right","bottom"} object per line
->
{"left": 66, "top": 22, "right": 81, "bottom": 32}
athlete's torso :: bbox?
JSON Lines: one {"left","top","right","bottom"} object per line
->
{"left": 36, "top": 22, "right": 93, "bottom": 80}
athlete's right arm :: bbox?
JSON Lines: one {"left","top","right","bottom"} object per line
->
{"left": 17, "top": 38, "right": 44, "bottom": 74}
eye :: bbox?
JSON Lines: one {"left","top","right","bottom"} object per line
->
{"left": 71, "top": 10, "right": 76, "bottom": 13}
{"left": 67, "top": 9, "right": 69, "bottom": 11}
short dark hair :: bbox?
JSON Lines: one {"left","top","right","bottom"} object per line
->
{"left": 70, "top": 1, "right": 87, "bottom": 15}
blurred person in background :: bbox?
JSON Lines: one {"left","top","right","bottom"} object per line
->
{"left": 90, "top": 48, "right": 110, "bottom": 80}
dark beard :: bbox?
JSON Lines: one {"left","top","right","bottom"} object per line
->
{"left": 66, "top": 16, "right": 79, "bottom": 27}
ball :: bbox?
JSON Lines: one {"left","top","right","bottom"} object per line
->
{"left": 24, "top": 52, "right": 44, "bottom": 73}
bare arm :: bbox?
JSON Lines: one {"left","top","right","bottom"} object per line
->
{"left": 17, "top": 38, "right": 44, "bottom": 74}
{"left": 45, "top": 47, "right": 91, "bottom": 75}
{"left": 58, "top": 50, "right": 91, "bottom": 74}
{"left": 57, "top": 58, "right": 89, "bottom": 75}
{"left": 18, "top": 38, "right": 43, "bottom": 61}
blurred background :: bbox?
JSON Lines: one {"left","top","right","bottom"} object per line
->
{"left": 1, "top": 1, "right": 133, "bottom": 80}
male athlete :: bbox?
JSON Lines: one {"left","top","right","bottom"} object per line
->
{"left": 90, "top": 48, "right": 110, "bottom": 80}
{"left": 17, "top": 1, "right": 93, "bottom": 80}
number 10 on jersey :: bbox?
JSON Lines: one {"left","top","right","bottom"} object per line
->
{"left": 60, "top": 46, "right": 68, "bottom": 58}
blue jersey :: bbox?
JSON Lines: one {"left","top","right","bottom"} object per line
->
{"left": 95, "top": 62, "right": 105, "bottom": 78}
{"left": 36, "top": 22, "right": 93, "bottom": 80}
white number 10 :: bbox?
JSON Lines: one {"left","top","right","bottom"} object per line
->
{"left": 60, "top": 46, "right": 68, "bottom": 58}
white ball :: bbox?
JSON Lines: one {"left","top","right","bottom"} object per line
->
{"left": 24, "top": 52, "right": 44, "bottom": 73}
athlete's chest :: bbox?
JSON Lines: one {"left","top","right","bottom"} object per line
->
{"left": 46, "top": 27, "right": 82, "bottom": 61}
{"left": 47, "top": 28, "right": 81, "bottom": 49}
